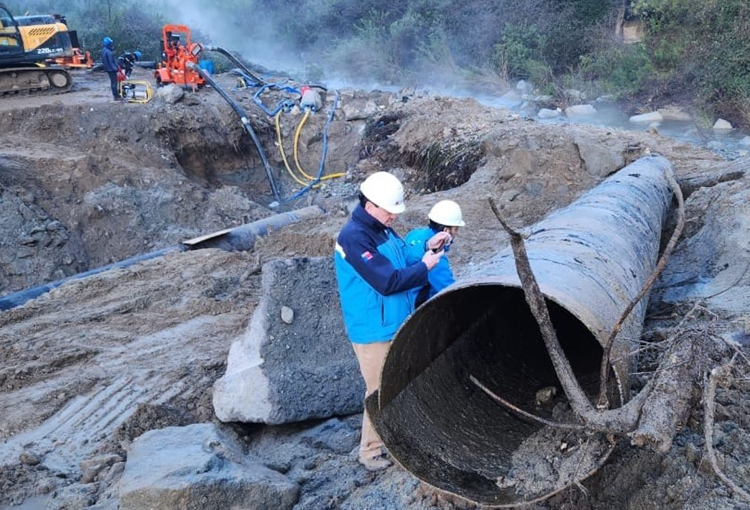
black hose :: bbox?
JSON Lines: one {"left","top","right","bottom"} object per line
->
{"left": 191, "top": 64, "right": 281, "bottom": 201}
{"left": 0, "top": 206, "right": 325, "bottom": 311}
{"left": 0, "top": 245, "right": 187, "bottom": 311}
{"left": 203, "top": 46, "right": 265, "bottom": 85}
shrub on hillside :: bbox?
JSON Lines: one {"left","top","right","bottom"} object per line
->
{"left": 579, "top": 43, "right": 653, "bottom": 95}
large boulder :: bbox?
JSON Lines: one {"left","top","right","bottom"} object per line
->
{"left": 154, "top": 84, "right": 184, "bottom": 104}
{"left": 213, "top": 257, "right": 364, "bottom": 424}
{"left": 713, "top": 118, "right": 733, "bottom": 130}
{"left": 573, "top": 135, "right": 625, "bottom": 178}
{"left": 119, "top": 423, "right": 299, "bottom": 510}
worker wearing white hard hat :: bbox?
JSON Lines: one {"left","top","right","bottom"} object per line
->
{"left": 406, "top": 199, "right": 465, "bottom": 307}
{"left": 334, "top": 171, "right": 449, "bottom": 471}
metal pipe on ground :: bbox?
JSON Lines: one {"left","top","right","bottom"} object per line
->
{"left": 181, "top": 205, "right": 324, "bottom": 251}
{"left": 0, "top": 206, "right": 324, "bottom": 311}
{"left": 366, "top": 155, "right": 675, "bottom": 506}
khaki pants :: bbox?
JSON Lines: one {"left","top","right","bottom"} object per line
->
{"left": 351, "top": 340, "right": 391, "bottom": 461}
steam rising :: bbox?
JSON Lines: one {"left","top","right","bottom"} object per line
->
{"left": 151, "top": 0, "right": 484, "bottom": 93}
{"left": 155, "top": 0, "right": 302, "bottom": 76}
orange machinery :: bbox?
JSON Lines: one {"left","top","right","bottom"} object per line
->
{"left": 154, "top": 24, "right": 204, "bottom": 88}
{"left": 48, "top": 47, "right": 93, "bottom": 69}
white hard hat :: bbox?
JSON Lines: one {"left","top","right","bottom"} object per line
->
{"left": 360, "top": 172, "right": 406, "bottom": 214}
{"left": 428, "top": 200, "right": 465, "bottom": 227}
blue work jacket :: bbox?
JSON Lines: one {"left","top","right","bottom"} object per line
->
{"left": 334, "top": 205, "right": 428, "bottom": 344}
{"left": 405, "top": 226, "right": 455, "bottom": 305}
{"left": 101, "top": 45, "right": 118, "bottom": 72}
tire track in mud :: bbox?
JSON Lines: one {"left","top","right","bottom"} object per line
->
{"left": 0, "top": 376, "right": 175, "bottom": 473}
{"left": 0, "top": 317, "right": 223, "bottom": 475}
{"left": 0, "top": 250, "right": 259, "bottom": 484}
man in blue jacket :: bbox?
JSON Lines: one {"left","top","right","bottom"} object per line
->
{"left": 101, "top": 37, "right": 121, "bottom": 101}
{"left": 334, "top": 171, "right": 448, "bottom": 471}
{"left": 406, "top": 199, "right": 465, "bottom": 307}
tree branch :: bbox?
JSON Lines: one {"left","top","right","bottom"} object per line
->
{"left": 704, "top": 362, "right": 750, "bottom": 504}
{"left": 470, "top": 375, "right": 585, "bottom": 430}
{"left": 488, "top": 198, "right": 651, "bottom": 434}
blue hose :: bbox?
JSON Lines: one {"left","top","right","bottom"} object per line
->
{"left": 253, "top": 81, "right": 300, "bottom": 117}
{"left": 232, "top": 69, "right": 263, "bottom": 88}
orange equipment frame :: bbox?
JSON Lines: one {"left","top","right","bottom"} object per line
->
{"left": 154, "top": 24, "right": 205, "bottom": 88}
{"left": 48, "top": 47, "right": 93, "bottom": 69}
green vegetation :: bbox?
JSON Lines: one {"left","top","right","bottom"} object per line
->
{"left": 8, "top": 0, "right": 750, "bottom": 126}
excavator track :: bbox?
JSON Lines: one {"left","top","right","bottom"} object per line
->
{"left": 0, "top": 67, "right": 73, "bottom": 96}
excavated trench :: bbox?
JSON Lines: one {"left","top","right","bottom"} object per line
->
{"left": 363, "top": 113, "right": 486, "bottom": 192}
{"left": 1, "top": 95, "right": 492, "bottom": 296}
{"left": 155, "top": 116, "right": 273, "bottom": 191}
{"left": 0, "top": 102, "right": 279, "bottom": 294}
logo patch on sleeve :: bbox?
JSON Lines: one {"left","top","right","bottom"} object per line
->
{"left": 361, "top": 251, "right": 373, "bottom": 262}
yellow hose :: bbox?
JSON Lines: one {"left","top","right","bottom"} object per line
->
{"left": 275, "top": 111, "right": 310, "bottom": 187}
{"left": 293, "top": 109, "right": 317, "bottom": 181}
{"left": 292, "top": 109, "right": 346, "bottom": 182}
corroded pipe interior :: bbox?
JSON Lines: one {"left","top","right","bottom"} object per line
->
{"left": 371, "top": 283, "right": 619, "bottom": 506}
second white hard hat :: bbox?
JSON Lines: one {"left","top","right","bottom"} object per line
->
{"left": 428, "top": 200, "right": 465, "bottom": 227}
{"left": 360, "top": 172, "right": 406, "bottom": 214}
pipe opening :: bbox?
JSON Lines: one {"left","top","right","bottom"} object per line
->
{"left": 373, "top": 284, "right": 620, "bottom": 505}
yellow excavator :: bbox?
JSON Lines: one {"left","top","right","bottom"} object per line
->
{"left": 0, "top": 3, "right": 74, "bottom": 94}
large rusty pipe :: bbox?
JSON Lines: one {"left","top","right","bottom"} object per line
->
{"left": 367, "top": 155, "right": 674, "bottom": 506}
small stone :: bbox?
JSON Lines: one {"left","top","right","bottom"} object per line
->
{"left": 535, "top": 386, "right": 558, "bottom": 405}
{"left": 19, "top": 451, "right": 41, "bottom": 466}
{"left": 102, "top": 462, "right": 126, "bottom": 483}
{"left": 36, "top": 479, "right": 54, "bottom": 495}
{"left": 281, "top": 306, "right": 295, "bottom": 324}
{"left": 264, "top": 461, "right": 291, "bottom": 474}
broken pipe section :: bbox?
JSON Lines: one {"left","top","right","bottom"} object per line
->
{"left": 367, "top": 156, "right": 674, "bottom": 506}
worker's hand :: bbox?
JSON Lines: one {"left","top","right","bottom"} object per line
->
{"left": 422, "top": 249, "right": 444, "bottom": 270}
{"left": 427, "top": 232, "right": 452, "bottom": 252}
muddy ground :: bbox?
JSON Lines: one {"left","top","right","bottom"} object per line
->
{"left": 1, "top": 66, "right": 749, "bottom": 509}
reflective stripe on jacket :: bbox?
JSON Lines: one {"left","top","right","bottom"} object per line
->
{"left": 334, "top": 205, "right": 427, "bottom": 344}
{"left": 405, "top": 226, "right": 455, "bottom": 304}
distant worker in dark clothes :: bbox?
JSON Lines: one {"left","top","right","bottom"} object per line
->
{"left": 117, "top": 50, "right": 141, "bottom": 79}
{"left": 101, "top": 37, "right": 121, "bottom": 101}
{"left": 405, "top": 200, "right": 465, "bottom": 307}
